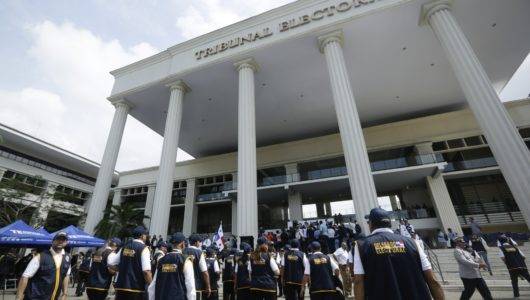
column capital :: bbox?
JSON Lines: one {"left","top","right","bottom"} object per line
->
{"left": 110, "top": 98, "right": 134, "bottom": 110}
{"left": 166, "top": 79, "right": 191, "bottom": 93}
{"left": 317, "top": 30, "right": 344, "bottom": 53}
{"left": 420, "top": 0, "right": 453, "bottom": 26}
{"left": 234, "top": 58, "right": 259, "bottom": 73}
{"left": 147, "top": 183, "right": 156, "bottom": 188}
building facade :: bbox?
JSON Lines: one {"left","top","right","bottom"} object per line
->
{"left": 0, "top": 123, "right": 117, "bottom": 232}
{"left": 83, "top": 0, "right": 530, "bottom": 242}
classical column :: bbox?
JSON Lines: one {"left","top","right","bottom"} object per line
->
{"left": 422, "top": 0, "right": 530, "bottom": 225}
{"left": 150, "top": 80, "right": 190, "bottom": 236}
{"left": 143, "top": 184, "right": 156, "bottom": 229}
{"left": 30, "top": 183, "right": 57, "bottom": 228}
{"left": 84, "top": 99, "right": 130, "bottom": 234}
{"left": 426, "top": 172, "right": 463, "bottom": 236}
{"left": 231, "top": 199, "right": 237, "bottom": 235}
{"left": 414, "top": 142, "right": 436, "bottom": 164}
{"left": 182, "top": 178, "right": 197, "bottom": 236}
{"left": 288, "top": 189, "right": 303, "bottom": 221}
{"left": 111, "top": 188, "right": 122, "bottom": 206}
{"left": 318, "top": 31, "right": 378, "bottom": 233}
{"left": 235, "top": 58, "right": 259, "bottom": 242}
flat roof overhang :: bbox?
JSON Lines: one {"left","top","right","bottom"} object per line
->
{"left": 109, "top": 0, "right": 530, "bottom": 158}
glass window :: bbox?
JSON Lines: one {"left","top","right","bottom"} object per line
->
{"left": 302, "top": 204, "right": 317, "bottom": 219}
{"left": 464, "top": 136, "right": 483, "bottom": 146}
{"left": 432, "top": 141, "right": 447, "bottom": 151}
{"left": 519, "top": 127, "right": 530, "bottom": 139}
{"left": 330, "top": 200, "right": 355, "bottom": 216}
{"left": 447, "top": 139, "right": 465, "bottom": 148}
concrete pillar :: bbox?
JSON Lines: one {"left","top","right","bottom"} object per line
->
{"left": 231, "top": 200, "right": 237, "bottom": 235}
{"left": 111, "top": 188, "right": 122, "bottom": 206}
{"left": 288, "top": 189, "right": 303, "bottom": 221}
{"left": 84, "top": 99, "right": 130, "bottom": 234}
{"left": 318, "top": 31, "right": 378, "bottom": 233}
{"left": 144, "top": 184, "right": 156, "bottom": 229}
{"left": 414, "top": 142, "right": 435, "bottom": 164}
{"left": 30, "top": 182, "right": 57, "bottom": 228}
{"left": 422, "top": 0, "right": 530, "bottom": 225}
{"left": 235, "top": 58, "right": 259, "bottom": 241}
{"left": 182, "top": 178, "right": 197, "bottom": 236}
{"left": 426, "top": 172, "right": 463, "bottom": 236}
{"left": 389, "top": 195, "right": 400, "bottom": 211}
{"left": 150, "top": 80, "right": 190, "bottom": 236}
{"left": 285, "top": 163, "right": 300, "bottom": 183}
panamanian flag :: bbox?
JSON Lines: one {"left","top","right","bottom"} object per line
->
{"left": 213, "top": 223, "right": 224, "bottom": 251}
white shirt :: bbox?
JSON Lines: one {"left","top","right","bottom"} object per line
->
{"left": 353, "top": 228, "right": 431, "bottom": 275}
{"left": 333, "top": 247, "right": 352, "bottom": 265}
{"left": 188, "top": 246, "right": 208, "bottom": 272}
{"left": 148, "top": 249, "right": 196, "bottom": 300}
{"left": 22, "top": 248, "right": 71, "bottom": 278}
{"left": 399, "top": 224, "right": 412, "bottom": 238}
{"left": 306, "top": 252, "right": 339, "bottom": 275}
{"left": 280, "top": 249, "right": 310, "bottom": 275}
{"left": 107, "top": 239, "right": 151, "bottom": 271}
{"left": 248, "top": 255, "right": 280, "bottom": 274}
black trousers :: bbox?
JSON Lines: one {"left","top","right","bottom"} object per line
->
{"left": 237, "top": 287, "right": 251, "bottom": 299}
{"left": 223, "top": 280, "right": 235, "bottom": 300}
{"left": 460, "top": 278, "right": 492, "bottom": 300}
{"left": 204, "top": 289, "right": 219, "bottom": 300}
{"left": 115, "top": 290, "right": 145, "bottom": 300}
{"left": 509, "top": 268, "right": 530, "bottom": 297}
{"left": 284, "top": 283, "right": 302, "bottom": 300}
{"left": 310, "top": 291, "right": 340, "bottom": 300}
{"left": 86, "top": 288, "right": 109, "bottom": 300}
{"left": 277, "top": 276, "right": 283, "bottom": 296}
{"left": 250, "top": 289, "right": 277, "bottom": 300}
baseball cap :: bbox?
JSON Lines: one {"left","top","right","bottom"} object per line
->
{"left": 189, "top": 234, "right": 202, "bottom": 244}
{"left": 289, "top": 239, "right": 300, "bottom": 249}
{"left": 240, "top": 242, "right": 252, "bottom": 253}
{"left": 110, "top": 237, "right": 122, "bottom": 246}
{"left": 170, "top": 232, "right": 186, "bottom": 244}
{"left": 365, "top": 208, "right": 391, "bottom": 224}
{"left": 53, "top": 232, "right": 68, "bottom": 240}
{"left": 158, "top": 241, "right": 168, "bottom": 249}
{"left": 257, "top": 236, "right": 268, "bottom": 246}
{"left": 132, "top": 226, "right": 148, "bottom": 237}
{"left": 310, "top": 241, "right": 321, "bottom": 251}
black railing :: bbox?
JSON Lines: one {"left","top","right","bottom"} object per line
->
{"left": 444, "top": 157, "right": 497, "bottom": 172}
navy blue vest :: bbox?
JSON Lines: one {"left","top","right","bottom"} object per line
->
{"left": 358, "top": 230, "right": 431, "bottom": 300}
{"left": 155, "top": 251, "right": 187, "bottom": 300}
{"left": 236, "top": 254, "right": 251, "bottom": 289}
{"left": 183, "top": 246, "right": 205, "bottom": 291}
{"left": 500, "top": 243, "right": 527, "bottom": 271}
{"left": 470, "top": 237, "right": 486, "bottom": 252}
{"left": 87, "top": 248, "right": 113, "bottom": 290}
{"left": 308, "top": 252, "right": 335, "bottom": 294}
{"left": 24, "top": 249, "right": 70, "bottom": 300}
{"left": 222, "top": 255, "right": 235, "bottom": 283}
{"left": 206, "top": 257, "right": 219, "bottom": 291}
{"left": 284, "top": 249, "right": 305, "bottom": 285}
{"left": 250, "top": 252, "right": 276, "bottom": 292}
{"left": 115, "top": 240, "right": 147, "bottom": 292}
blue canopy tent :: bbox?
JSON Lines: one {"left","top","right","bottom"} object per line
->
{"left": 0, "top": 220, "right": 52, "bottom": 246}
{"left": 52, "top": 225, "right": 105, "bottom": 247}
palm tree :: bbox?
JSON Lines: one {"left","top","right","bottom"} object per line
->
{"left": 94, "top": 202, "right": 149, "bottom": 239}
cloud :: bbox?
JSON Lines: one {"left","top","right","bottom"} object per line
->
{"left": 175, "top": 0, "right": 294, "bottom": 39}
{"left": 0, "top": 20, "right": 193, "bottom": 172}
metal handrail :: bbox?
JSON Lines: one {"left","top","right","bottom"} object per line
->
{"left": 424, "top": 244, "right": 446, "bottom": 284}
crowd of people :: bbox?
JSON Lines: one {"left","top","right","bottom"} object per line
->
{"left": 4, "top": 209, "right": 530, "bottom": 299}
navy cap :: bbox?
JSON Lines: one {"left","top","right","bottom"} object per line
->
{"left": 189, "top": 234, "right": 202, "bottom": 244}
{"left": 284, "top": 244, "right": 291, "bottom": 251}
{"left": 289, "top": 239, "right": 300, "bottom": 249}
{"left": 170, "top": 232, "right": 186, "bottom": 244}
{"left": 53, "top": 232, "right": 68, "bottom": 240}
{"left": 240, "top": 242, "right": 252, "bottom": 253}
{"left": 206, "top": 247, "right": 216, "bottom": 257}
{"left": 310, "top": 241, "right": 321, "bottom": 250}
{"left": 158, "top": 242, "right": 168, "bottom": 249}
{"left": 365, "top": 208, "right": 391, "bottom": 224}
{"left": 110, "top": 237, "right": 122, "bottom": 246}
{"left": 257, "top": 236, "right": 268, "bottom": 246}
{"left": 132, "top": 226, "right": 148, "bottom": 237}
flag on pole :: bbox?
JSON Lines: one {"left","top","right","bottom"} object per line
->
{"left": 213, "top": 222, "right": 224, "bottom": 251}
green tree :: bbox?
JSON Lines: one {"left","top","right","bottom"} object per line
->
{"left": 94, "top": 202, "right": 149, "bottom": 239}
{"left": 0, "top": 178, "right": 39, "bottom": 227}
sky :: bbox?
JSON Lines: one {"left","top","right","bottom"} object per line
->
{"left": 0, "top": 0, "right": 529, "bottom": 172}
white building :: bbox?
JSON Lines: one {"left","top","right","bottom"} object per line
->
{"left": 0, "top": 123, "right": 118, "bottom": 232}
{"left": 83, "top": 0, "right": 530, "bottom": 242}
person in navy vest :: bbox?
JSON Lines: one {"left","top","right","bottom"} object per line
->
{"left": 221, "top": 247, "right": 236, "bottom": 300}
{"left": 204, "top": 247, "right": 220, "bottom": 300}
{"left": 148, "top": 232, "right": 196, "bottom": 300}
{"left": 498, "top": 235, "right": 530, "bottom": 298}
{"left": 301, "top": 241, "right": 340, "bottom": 300}
{"left": 108, "top": 226, "right": 153, "bottom": 300}
{"left": 281, "top": 239, "right": 309, "bottom": 300}
{"left": 235, "top": 242, "right": 252, "bottom": 299}
{"left": 16, "top": 231, "right": 71, "bottom": 300}
{"left": 152, "top": 241, "right": 168, "bottom": 272}
{"left": 249, "top": 236, "right": 280, "bottom": 300}
{"left": 85, "top": 238, "right": 120, "bottom": 300}
{"left": 353, "top": 208, "right": 444, "bottom": 300}
{"left": 184, "top": 234, "right": 212, "bottom": 300}
{"left": 468, "top": 234, "right": 492, "bottom": 275}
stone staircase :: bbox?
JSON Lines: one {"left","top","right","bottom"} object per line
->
{"left": 429, "top": 245, "right": 530, "bottom": 291}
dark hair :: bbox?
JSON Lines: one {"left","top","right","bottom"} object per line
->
{"left": 371, "top": 219, "right": 391, "bottom": 229}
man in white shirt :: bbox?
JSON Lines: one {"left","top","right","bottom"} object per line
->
{"left": 16, "top": 232, "right": 71, "bottom": 300}
{"left": 148, "top": 232, "right": 196, "bottom": 300}
{"left": 333, "top": 242, "right": 353, "bottom": 297}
